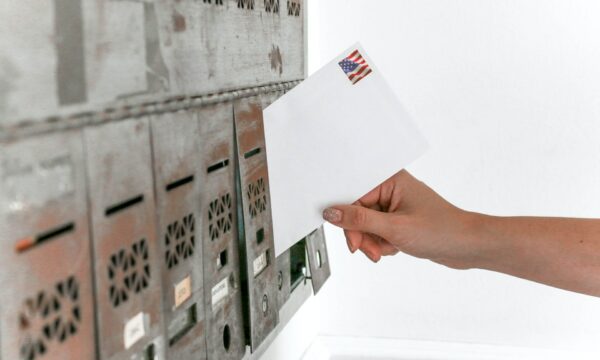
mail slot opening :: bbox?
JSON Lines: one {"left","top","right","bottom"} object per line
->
{"left": 223, "top": 324, "right": 231, "bottom": 351}
{"left": 217, "top": 249, "right": 228, "bottom": 269}
{"left": 168, "top": 303, "right": 198, "bottom": 347}
{"left": 15, "top": 221, "right": 75, "bottom": 253}
{"left": 290, "top": 238, "right": 307, "bottom": 290}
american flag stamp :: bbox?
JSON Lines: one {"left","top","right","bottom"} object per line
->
{"left": 338, "top": 49, "right": 372, "bottom": 85}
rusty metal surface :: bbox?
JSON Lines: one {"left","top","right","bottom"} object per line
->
{"left": 84, "top": 118, "right": 166, "bottom": 360}
{"left": 198, "top": 103, "right": 246, "bottom": 360}
{"left": 306, "top": 226, "right": 330, "bottom": 294}
{"left": 0, "top": 0, "right": 304, "bottom": 131}
{"left": 0, "top": 130, "right": 96, "bottom": 360}
{"left": 150, "top": 111, "right": 207, "bottom": 359}
{"left": 233, "top": 96, "right": 279, "bottom": 351}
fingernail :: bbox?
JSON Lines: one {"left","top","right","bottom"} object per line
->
{"left": 365, "top": 250, "right": 379, "bottom": 263}
{"left": 346, "top": 240, "right": 356, "bottom": 253}
{"left": 323, "top": 208, "right": 342, "bottom": 223}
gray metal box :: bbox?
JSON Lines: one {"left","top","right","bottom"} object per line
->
{"left": 150, "top": 111, "right": 207, "bottom": 359}
{"left": 0, "top": 131, "right": 96, "bottom": 360}
{"left": 233, "top": 96, "right": 279, "bottom": 351}
{"left": 84, "top": 118, "right": 166, "bottom": 360}
{"left": 198, "top": 103, "right": 246, "bottom": 360}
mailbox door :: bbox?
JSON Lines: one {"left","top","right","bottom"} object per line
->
{"left": 0, "top": 131, "right": 96, "bottom": 360}
{"left": 84, "top": 118, "right": 166, "bottom": 360}
{"left": 233, "top": 96, "right": 279, "bottom": 351}
{"left": 198, "top": 103, "right": 246, "bottom": 360}
{"left": 150, "top": 111, "right": 207, "bottom": 359}
{"left": 305, "top": 226, "right": 331, "bottom": 294}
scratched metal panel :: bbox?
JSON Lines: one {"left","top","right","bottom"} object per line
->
{"left": 150, "top": 111, "right": 207, "bottom": 359}
{"left": 84, "top": 118, "right": 166, "bottom": 360}
{"left": 0, "top": 131, "right": 96, "bottom": 360}
{"left": 274, "top": 250, "right": 291, "bottom": 309}
{"left": 0, "top": 2, "right": 64, "bottom": 125}
{"left": 155, "top": 0, "right": 304, "bottom": 96}
{"left": 234, "top": 96, "right": 279, "bottom": 351}
{"left": 306, "top": 226, "right": 330, "bottom": 294}
{"left": 83, "top": 0, "right": 170, "bottom": 104}
{"left": 198, "top": 103, "right": 246, "bottom": 360}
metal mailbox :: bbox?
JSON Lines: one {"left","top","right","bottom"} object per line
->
{"left": 84, "top": 118, "right": 166, "bottom": 360}
{"left": 305, "top": 226, "right": 331, "bottom": 294}
{"left": 150, "top": 111, "right": 207, "bottom": 359}
{"left": 233, "top": 96, "right": 279, "bottom": 351}
{"left": 0, "top": 131, "right": 96, "bottom": 360}
{"left": 198, "top": 103, "right": 246, "bottom": 360}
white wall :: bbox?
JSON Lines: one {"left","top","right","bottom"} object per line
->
{"left": 309, "top": 0, "right": 600, "bottom": 354}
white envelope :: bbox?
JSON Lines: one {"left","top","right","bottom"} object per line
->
{"left": 263, "top": 43, "right": 428, "bottom": 257}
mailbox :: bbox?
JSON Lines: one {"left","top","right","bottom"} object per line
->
{"left": 0, "top": 131, "right": 96, "bottom": 360}
{"left": 150, "top": 111, "right": 207, "bottom": 359}
{"left": 198, "top": 103, "right": 247, "bottom": 360}
{"left": 233, "top": 96, "right": 279, "bottom": 351}
{"left": 84, "top": 118, "right": 166, "bottom": 360}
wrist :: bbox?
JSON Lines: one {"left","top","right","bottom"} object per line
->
{"left": 459, "top": 211, "right": 506, "bottom": 270}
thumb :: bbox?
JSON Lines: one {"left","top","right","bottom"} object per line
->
{"left": 323, "top": 205, "right": 393, "bottom": 239}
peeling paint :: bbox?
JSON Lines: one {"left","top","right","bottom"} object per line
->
{"left": 172, "top": 10, "right": 186, "bottom": 32}
{"left": 269, "top": 45, "right": 283, "bottom": 76}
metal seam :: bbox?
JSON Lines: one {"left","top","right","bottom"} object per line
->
{"left": 0, "top": 80, "right": 302, "bottom": 142}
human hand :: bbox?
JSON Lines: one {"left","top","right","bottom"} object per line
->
{"left": 322, "top": 170, "right": 481, "bottom": 269}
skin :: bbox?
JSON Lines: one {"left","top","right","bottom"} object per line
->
{"left": 322, "top": 170, "right": 600, "bottom": 297}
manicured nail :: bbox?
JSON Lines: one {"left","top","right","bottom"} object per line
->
{"left": 346, "top": 240, "right": 356, "bottom": 253}
{"left": 365, "top": 250, "right": 379, "bottom": 263}
{"left": 323, "top": 208, "right": 342, "bottom": 223}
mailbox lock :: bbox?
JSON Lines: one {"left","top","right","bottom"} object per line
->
{"left": 261, "top": 294, "right": 268, "bottom": 315}
{"left": 277, "top": 271, "right": 283, "bottom": 290}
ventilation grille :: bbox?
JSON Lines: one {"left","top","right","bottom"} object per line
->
{"left": 203, "top": 0, "right": 223, "bottom": 4}
{"left": 287, "top": 0, "right": 300, "bottom": 16}
{"left": 108, "top": 239, "right": 151, "bottom": 307}
{"left": 209, "top": 193, "right": 233, "bottom": 241}
{"left": 247, "top": 178, "right": 267, "bottom": 218}
{"left": 238, "top": 0, "right": 255, "bottom": 9}
{"left": 19, "top": 276, "right": 81, "bottom": 360}
{"left": 265, "top": 0, "right": 279, "bottom": 13}
{"left": 165, "top": 214, "right": 196, "bottom": 269}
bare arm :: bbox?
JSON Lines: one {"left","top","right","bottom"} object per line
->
{"left": 322, "top": 170, "right": 600, "bottom": 297}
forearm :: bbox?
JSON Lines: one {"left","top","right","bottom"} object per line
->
{"left": 467, "top": 213, "right": 600, "bottom": 297}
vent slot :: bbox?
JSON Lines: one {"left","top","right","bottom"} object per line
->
{"left": 166, "top": 175, "right": 194, "bottom": 192}
{"left": 19, "top": 276, "right": 81, "bottom": 360}
{"left": 247, "top": 178, "right": 267, "bottom": 218}
{"left": 108, "top": 239, "right": 151, "bottom": 307}
{"left": 105, "top": 195, "right": 144, "bottom": 216}
{"left": 16, "top": 222, "right": 75, "bottom": 253}
{"left": 207, "top": 159, "right": 229, "bottom": 174}
{"left": 243, "top": 147, "right": 261, "bottom": 159}
{"left": 165, "top": 214, "right": 195, "bottom": 269}
{"left": 208, "top": 193, "right": 233, "bottom": 241}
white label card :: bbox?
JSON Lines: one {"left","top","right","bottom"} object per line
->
{"left": 174, "top": 275, "right": 192, "bottom": 308}
{"left": 124, "top": 312, "right": 149, "bottom": 349}
{"left": 211, "top": 277, "right": 229, "bottom": 308}
{"left": 253, "top": 251, "right": 269, "bottom": 277}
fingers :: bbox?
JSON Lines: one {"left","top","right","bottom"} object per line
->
{"left": 323, "top": 205, "right": 394, "bottom": 240}
{"left": 343, "top": 230, "right": 399, "bottom": 262}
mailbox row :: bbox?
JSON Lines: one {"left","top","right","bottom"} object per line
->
{"left": 0, "top": 94, "right": 329, "bottom": 360}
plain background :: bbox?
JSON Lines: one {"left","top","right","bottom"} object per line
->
{"left": 262, "top": 0, "right": 600, "bottom": 358}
